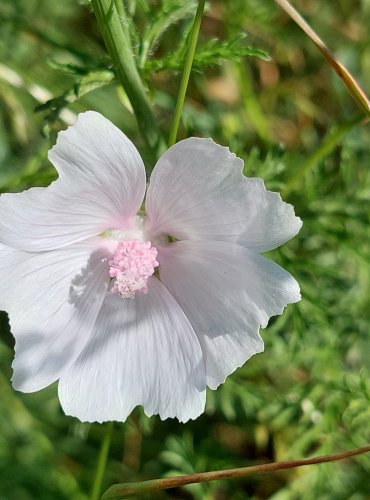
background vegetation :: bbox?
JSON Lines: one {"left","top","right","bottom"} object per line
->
{"left": 0, "top": 0, "right": 369, "bottom": 498}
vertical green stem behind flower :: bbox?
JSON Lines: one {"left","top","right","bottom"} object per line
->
{"left": 90, "top": 422, "right": 114, "bottom": 500}
{"left": 91, "top": 0, "right": 165, "bottom": 159}
{"left": 168, "top": 0, "right": 206, "bottom": 147}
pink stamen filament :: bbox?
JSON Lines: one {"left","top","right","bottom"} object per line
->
{"left": 109, "top": 240, "right": 159, "bottom": 299}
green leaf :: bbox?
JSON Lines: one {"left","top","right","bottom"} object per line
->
{"left": 35, "top": 69, "right": 115, "bottom": 134}
{"left": 144, "top": 33, "right": 270, "bottom": 74}
{"left": 139, "top": 0, "right": 197, "bottom": 67}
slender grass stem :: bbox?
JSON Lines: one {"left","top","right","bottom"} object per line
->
{"left": 91, "top": 0, "right": 165, "bottom": 159}
{"left": 167, "top": 0, "right": 206, "bottom": 147}
{"left": 102, "top": 444, "right": 370, "bottom": 499}
{"left": 90, "top": 422, "right": 114, "bottom": 500}
{"left": 237, "top": 63, "right": 271, "bottom": 142}
{"left": 113, "top": 0, "right": 126, "bottom": 21}
{"left": 282, "top": 115, "right": 364, "bottom": 196}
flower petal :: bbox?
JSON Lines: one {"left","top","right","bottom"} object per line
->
{"left": 0, "top": 239, "right": 111, "bottom": 391}
{"left": 0, "top": 112, "right": 146, "bottom": 251}
{"left": 58, "top": 277, "right": 206, "bottom": 423}
{"left": 145, "top": 138, "right": 301, "bottom": 252}
{"left": 159, "top": 240, "right": 301, "bottom": 389}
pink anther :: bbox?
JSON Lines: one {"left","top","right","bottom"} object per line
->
{"left": 109, "top": 240, "right": 159, "bottom": 298}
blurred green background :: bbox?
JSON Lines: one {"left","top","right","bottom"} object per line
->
{"left": 0, "top": 0, "right": 370, "bottom": 498}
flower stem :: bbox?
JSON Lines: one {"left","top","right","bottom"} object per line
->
{"left": 102, "top": 444, "right": 370, "bottom": 499}
{"left": 90, "top": 422, "right": 114, "bottom": 500}
{"left": 91, "top": 0, "right": 165, "bottom": 159}
{"left": 167, "top": 0, "right": 206, "bottom": 147}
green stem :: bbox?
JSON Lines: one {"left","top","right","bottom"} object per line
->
{"left": 113, "top": 0, "right": 126, "bottom": 20}
{"left": 91, "top": 422, "right": 114, "bottom": 500}
{"left": 168, "top": 0, "right": 206, "bottom": 147}
{"left": 282, "top": 115, "right": 363, "bottom": 196}
{"left": 237, "top": 62, "right": 271, "bottom": 142}
{"left": 91, "top": 0, "right": 165, "bottom": 159}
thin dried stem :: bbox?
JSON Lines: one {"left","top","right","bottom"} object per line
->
{"left": 102, "top": 444, "right": 370, "bottom": 499}
{"left": 273, "top": 0, "right": 370, "bottom": 118}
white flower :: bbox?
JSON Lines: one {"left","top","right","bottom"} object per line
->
{"left": 0, "top": 111, "right": 302, "bottom": 423}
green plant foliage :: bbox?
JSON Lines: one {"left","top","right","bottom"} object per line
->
{"left": 35, "top": 66, "right": 115, "bottom": 135}
{"left": 138, "top": 0, "right": 198, "bottom": 67}
{"left": 144, "top": 33, "right": 270, "bottom": 74}
{"left": 0, "top": 0, "right": 369, "bottom": 499}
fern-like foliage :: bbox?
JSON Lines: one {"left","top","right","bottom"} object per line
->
{"left": 143, "top": 33, "right": 270, "bottom": 75}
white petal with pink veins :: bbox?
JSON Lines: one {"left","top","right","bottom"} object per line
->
{"left": 58, "top": 277, "right": 206, "bottom": 423}
{"left": 158, "top": 240, "right": 301, "bottom": 389}
{"left": 145, "top": 138, "right": 301, "bottom": 252}
{"left": 0, "top": 112, "right": 146, "bottom": 251}
{"left": 0, "top": 238, "right": 111, "bottom": 391}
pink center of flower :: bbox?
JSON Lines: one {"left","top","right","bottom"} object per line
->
{"left": 109, "top": 239, "right": 159, "bottom": 299}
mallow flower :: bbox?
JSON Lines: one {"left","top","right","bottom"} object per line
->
{"left": 0, "top": 111, "right": 302, "bottom": 423}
